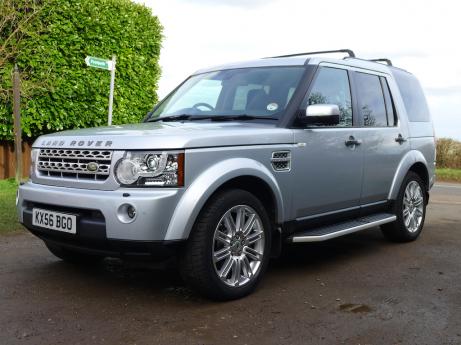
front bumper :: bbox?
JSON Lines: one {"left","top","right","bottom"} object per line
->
{"left": 17, "top": 182, "right": 184, "bottom": 242}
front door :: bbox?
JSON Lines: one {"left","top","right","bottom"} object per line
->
{"left": 292, "top": 66, "right": 363, "bottom": 220}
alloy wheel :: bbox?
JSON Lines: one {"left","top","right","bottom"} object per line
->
{"left": 212, "top": 205, "right": 265, "bottom": 287}
{"left": 403, "top": 181, "right": 424, "bottom": 233}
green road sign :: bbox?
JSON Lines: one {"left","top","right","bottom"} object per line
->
{"left": 85, "top": 56, "right": 114, "bottom": 71}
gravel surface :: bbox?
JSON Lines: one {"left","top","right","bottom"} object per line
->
{"left": 1, "top": 183, "right": 460, "bottom": 345}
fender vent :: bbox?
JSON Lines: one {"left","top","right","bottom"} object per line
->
{"left": 271, "top": 151, "right": 291, "bottom": 171}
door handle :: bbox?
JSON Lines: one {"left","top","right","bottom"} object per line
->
{"left": 395, "top": 134, "right": 407, "bottom": 144}
{"left": 345, "top": 136, "right": 362, "bottom": 147}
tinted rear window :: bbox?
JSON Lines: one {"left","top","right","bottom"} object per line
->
{"left": 355, "top": 72, "right": 388, "bottom": 127}
{"left": 392, "top": 69, "right": 431, "bottom": 122}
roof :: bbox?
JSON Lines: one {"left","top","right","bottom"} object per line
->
{"left": 193, "top": 50, "right": 409, "bottom": 75}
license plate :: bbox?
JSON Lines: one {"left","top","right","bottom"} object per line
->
{"left": 32, "top": 208, "right": 77, "bottom": 234}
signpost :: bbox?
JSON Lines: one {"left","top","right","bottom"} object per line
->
{"left": 13, "top": 64, "right": 22, "bottom": 182}
{"left": 85, "top": 55, "right": 116, "bottom": 125}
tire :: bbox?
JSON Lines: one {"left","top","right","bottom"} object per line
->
{"left": 381, "top": 171, "right": 427, "bottom": 242}
{"left": 45, "top": 242, "right": 104, "bottom": 264}
{"left": 179, "top": 189, "right": 272, "bottom": 300}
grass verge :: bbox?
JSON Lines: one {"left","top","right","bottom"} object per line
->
{"left": 0, "top": 179, "right": 24, "bottom": 235}
{"left": 436, "top": 168, "right": 461, "bottom": 183}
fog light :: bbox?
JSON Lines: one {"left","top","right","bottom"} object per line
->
{"left": 127, "top": 205, "right": 136, "bottom": 219}
{"left": 117, "top": 203, "right": 137, "bottom": 223}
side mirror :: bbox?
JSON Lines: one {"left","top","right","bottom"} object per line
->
{"left": 301, "top": 104, "right": 340, "bottom": 126}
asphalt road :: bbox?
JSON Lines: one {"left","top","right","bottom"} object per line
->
{"left": 1, "top": 183, "right": 461, "bottom": 345}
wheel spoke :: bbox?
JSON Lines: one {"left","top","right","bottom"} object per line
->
{"left": 410, "top": 182, "right": 417, "bottom": 199}
{"left": 246, "top": 230, "right": 263, "bottom": 245}
{"left": 231, "top": 258, "right": 241, "bottom": 286}
{"left": 414, "top": 207, "right": 423, "bottom": 217}
{"left": 235, "top": 207, "right": 245, "bottom": 233}
{"left": 411, "top": 214, "right": 418, "bottom": 231}
{"left": 404, "top": 213, "right": 412, "bottom": 227}
{"left": 223, "top": 214, "right": 236, "bottom": 235}
{"left": 413, "top": 197, "right": 424, "bottom": 207}
{"left": 242, "top": 213, "right": 256, "bottom": 236}
{"left": 403, "top": 208, "right": 410, "bottom": 218}
{"left": 242, "top": 255, "right": 253, "bottom": 279}
{"left": 215, "top": 230, "right": 231, "bottom": 245}
{"left": 214, "top": 246, "right": 231, "bottom": 262}
{"left": 243, "top": 246, "right": 262, "bottom": 261}
{"left": 405, "top": 189, "right": 411, "bottom": 202}
{"left": 219, "top": 257, "right": 234, "bottom": 278}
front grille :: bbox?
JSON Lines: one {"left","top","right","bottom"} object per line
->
{"left": 37, "top": 149, "right": 113, "bottom": 181}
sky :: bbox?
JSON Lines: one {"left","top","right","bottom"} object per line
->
{"left": 136, "top": 0, "right": 461, "bottom": 139}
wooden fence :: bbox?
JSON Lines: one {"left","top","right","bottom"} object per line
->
{"left": 0, "top": 141, "right": 32, "bottom": 179}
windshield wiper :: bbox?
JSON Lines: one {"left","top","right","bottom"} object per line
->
{"left": 208, "top": 115, "right": 278, "bottom": 121}
{"left": 147, "top": 114, "right": 192, "bottom": 122}
{"left": 147, "top": 114, "right": 278, "bottom": 123}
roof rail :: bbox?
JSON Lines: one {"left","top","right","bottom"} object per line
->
{"left": 369, "top": 58, "right": 393, "bottom": 66}
{"left": 265, "top": 49, "right": 356, "bottom": 59}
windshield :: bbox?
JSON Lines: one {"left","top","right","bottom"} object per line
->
{"left": 147, "top": 66, "right": 305, "bottom": 121}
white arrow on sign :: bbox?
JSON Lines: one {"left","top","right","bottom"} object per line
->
{"left": 85, "top": 56, "right": 114, "bottom": 71}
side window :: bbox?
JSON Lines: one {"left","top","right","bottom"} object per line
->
{"left": 307, "top": 67, "right": 352, "bottom": 127}
{"left": 355, "top": 72, "right": 387, "bottom": 127}
{"left": 380, "top": 77, "right": 397, "bottom": 126}
{"left": 392, "top": 69, "right": 430, "bottom": 122}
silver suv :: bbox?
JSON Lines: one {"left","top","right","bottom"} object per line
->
{"left": 17, "top": 49, "right": 435, "bottom": 300}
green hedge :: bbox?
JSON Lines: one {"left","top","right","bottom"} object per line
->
{"left": 0, "top": 0, "right": 162, "bottom": 140}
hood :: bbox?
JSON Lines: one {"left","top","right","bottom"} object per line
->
{"left": 33, "top": 122, "right": 294, "bottom": 150}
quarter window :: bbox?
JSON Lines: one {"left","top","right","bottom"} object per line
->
{"left": 355, "top": 72, "right": 387, "bottom": 127}
{"left": 306, "top": 67, "right": 352, "bottom": 127}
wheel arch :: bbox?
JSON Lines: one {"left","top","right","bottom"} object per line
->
{"left": 210, "top": 175, "right": 278, "bottom": 224}
{"left": 164, "top": 158, "right": 284, "bottom": 241}
{"left": 388, "top": 150, "right": 430, "bottom": 200}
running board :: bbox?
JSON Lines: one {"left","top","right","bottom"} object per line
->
{"left": 288, "top": 213, "right": 396, "bottom": 243}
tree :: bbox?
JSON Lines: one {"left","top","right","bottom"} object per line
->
{"left": 0, "top": 1, "right": 48, "bottom": 104}
{"left": 0, "top": 0, "right": 162, "bottom": 140}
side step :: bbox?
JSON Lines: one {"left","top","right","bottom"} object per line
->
{"left": 288, "top": 213, "right": 396, "bottom": 243}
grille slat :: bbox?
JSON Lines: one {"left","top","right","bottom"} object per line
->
{"left": 37, "top": 149, "right": 113, "bottom": 181}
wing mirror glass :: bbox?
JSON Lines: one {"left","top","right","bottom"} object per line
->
{"left": 301, "top": 104, "right": 340, "bottom": 126}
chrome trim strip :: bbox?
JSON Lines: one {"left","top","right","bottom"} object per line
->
{"left": 296, "top": 205, "right": 360, "bottom": 221}
{"left": 295, "top": 200, "right": 388, "bottom": 221}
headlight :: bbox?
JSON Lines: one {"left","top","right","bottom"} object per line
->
{"left": 115, "top": 151, "right": 184, "bottom": 187}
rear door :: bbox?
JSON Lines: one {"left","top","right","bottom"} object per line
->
{"left": 352, "top": 71, "right": 410, "bottom": 205}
